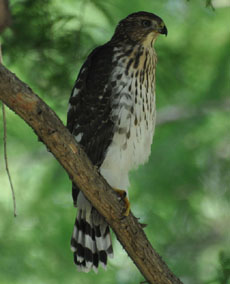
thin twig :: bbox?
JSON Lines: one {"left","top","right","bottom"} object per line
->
{"left": 2, "top": 103, "right": 17, "bottom": 217}
{"left": 0, "top": 43, "right": 17, "bottom": 216}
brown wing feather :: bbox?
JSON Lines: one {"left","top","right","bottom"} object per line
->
{"left": 67, "top": 44, "right": 115, "bottom": 166}
{"left": 67, "top": 44, "right": 115, "bottom": 204}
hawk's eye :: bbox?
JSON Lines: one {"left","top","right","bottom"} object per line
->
{"left": 141, "top": 20, "right": 151, "bottom": 27}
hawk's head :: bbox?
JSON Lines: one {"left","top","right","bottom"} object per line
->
{"left": 113, "top": 11, "right": 167, "bottom": 46}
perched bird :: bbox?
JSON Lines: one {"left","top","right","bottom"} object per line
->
{"left": 67, "top": 11, "right": 167, "bottom": 273}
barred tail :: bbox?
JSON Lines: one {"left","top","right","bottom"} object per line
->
{"left": 71, "top": 193, "right": 113, "bottom": 273}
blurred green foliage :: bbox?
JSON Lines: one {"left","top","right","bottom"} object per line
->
{"left": 0, "top": 0, "right": 229, "bottom": 284}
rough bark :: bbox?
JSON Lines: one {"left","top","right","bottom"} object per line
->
{"left": 0, "top": 64, "right": 183, "bottom": 284}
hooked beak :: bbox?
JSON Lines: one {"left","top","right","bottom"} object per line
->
{"left": 159, "top": 25, "right": 168, "bottom": 36}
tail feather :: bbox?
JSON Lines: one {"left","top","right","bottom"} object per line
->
{"left": 71, "top": 193, "right": 113, "bottom": 273}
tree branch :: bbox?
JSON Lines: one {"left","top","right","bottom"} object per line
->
{"left": 0, "top": 0, "right": 11, "bottom": 33}
{"left": 0, "top": 64, "right": 183, "bottom": 284}
{"left": 156, "top": 100, "right": 230, "bottom": 126}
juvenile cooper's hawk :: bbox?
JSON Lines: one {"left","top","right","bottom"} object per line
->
{"left": 67, "top": 11, "right": 167, "bottom": 273}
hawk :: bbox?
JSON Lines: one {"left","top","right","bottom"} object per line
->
{"left": 67, "top": 11, "right": 167, "bottom": 273}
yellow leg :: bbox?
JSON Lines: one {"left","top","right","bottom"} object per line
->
{"left": 113, "top": 188, "right": 130, "bottom": 216}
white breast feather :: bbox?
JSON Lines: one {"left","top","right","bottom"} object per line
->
{"left": 100, "top": 46, "right": 156, "bottom": 192}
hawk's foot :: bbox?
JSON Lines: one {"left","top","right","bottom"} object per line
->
{"left": 113, "top": 188, "right": 130, "bottom": 216}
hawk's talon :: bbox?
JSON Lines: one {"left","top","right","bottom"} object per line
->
{"left": 113, "top": 188, "right": 130, "bottom": 216}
